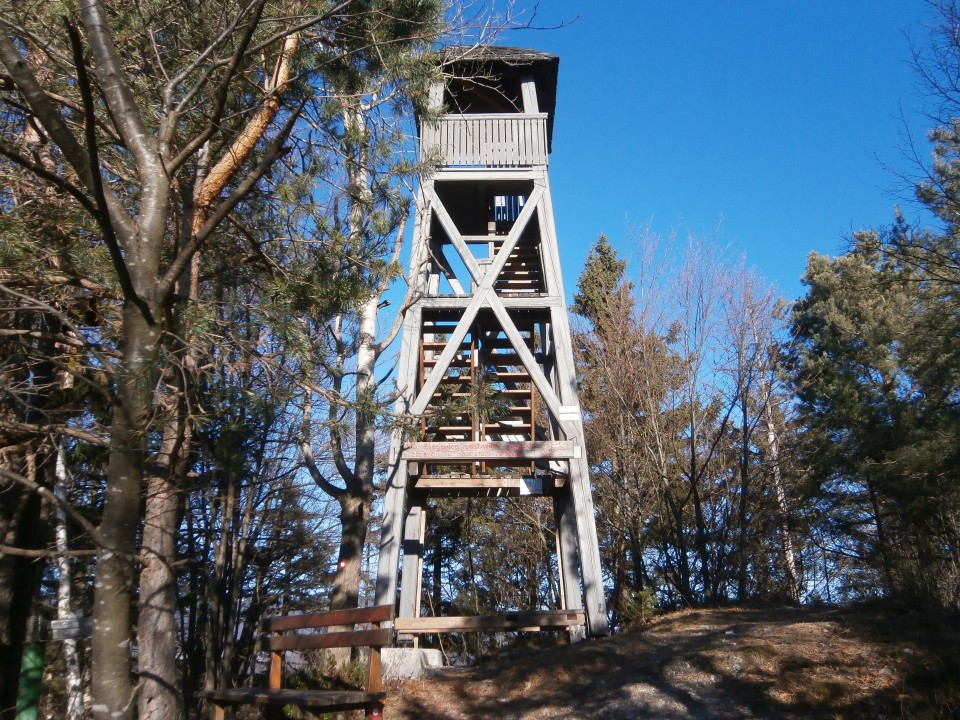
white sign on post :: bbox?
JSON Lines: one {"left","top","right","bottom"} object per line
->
{"left": 520, "top": 477, "right": 543, "bottom": 496}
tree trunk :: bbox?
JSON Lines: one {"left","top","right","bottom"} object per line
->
{"left": 330, "top": 493, "right": 370, "bottom": 611}
{"left": 203, "top": 468, "right": 238, "bottom": 694}
{"left": 55, "top": 449, "right": 85, "bottom": 720}
{"left": 138, "top": 298, "right": 189, "bottom": 720}
{"left": 736, "top": 397, "right": 751, "bottom": 601}
{"left": 687, "top": 407, "right": 713, "bottom": 604}
{"left": 610, "top": 532, "right": 630, "bottom": 627}
{"left": 867, "top": 479, "right": 896, "bottom": 595}
{"left": 91, "top": 303, "right": 161, "bottom": 720}
{"left": 0, "top": 301, "right": 57, "bottom": 715}
{"left": 628, "top": 520, "right": 648, "bottom": 592}
{"left": 661, "top": 484, "right": 694, "bottom": 606}
{"left": 137, "top": 443, "right": 182, "bottom": 720}
{"left": 763, "top": 398, "right": 800, "bottom": 603}
{"left": 138, "top": 34, "right": 298, "bottom": 719}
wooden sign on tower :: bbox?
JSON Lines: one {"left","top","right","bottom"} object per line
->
{"left": 375, "top": 46, "right": 609, "bottom": 638}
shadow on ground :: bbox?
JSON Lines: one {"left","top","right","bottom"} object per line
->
{"left": 385, "top": 604, "right": 960, "bottom": 719}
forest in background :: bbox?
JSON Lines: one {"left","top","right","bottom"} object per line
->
{"left": 0, "top": 1, "right": 959, "bottom": 719}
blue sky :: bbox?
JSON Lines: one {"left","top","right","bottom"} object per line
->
{"left": 500, "top": 1, "right": 939, "bottom": 301}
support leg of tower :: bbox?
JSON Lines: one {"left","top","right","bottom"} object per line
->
{"left": 374, "top": 458, "right": 407, "bottom": 608}
{"left": 399, "top": 499, "right": 425, "bottom": 622}
{"left": 567, "top": 452, "right": 609, "bottom": 636}
{"left": 554, "top": 487, "right": 586, "bottom": 642}
{"left": 554, "top": 487, "right": 582, "bottom": 610}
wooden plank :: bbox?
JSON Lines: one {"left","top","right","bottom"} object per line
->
{"left": 521, "top": 78, "right": 540, "bottom": 114}
{"left": 399, "top": 503, "right": 423, "bottom": 621}
{"left": 429, "top": 244, "right": 467, "bottom": 296}
{"left": 393, "top": 611, "right": 585, "bottom": 634}
{"left": 415, "top": 476, "right": 550, "bottom": 490}
{"left": 413, "top": 477, "right": 563, "bottom": 497}
{"left": 435, "top": 167, "right": 539, "bottom": 182}
{"left": 199, "top": 689, "right": 386, "bottom": 709}
{"left": 515, "top": 118, "right": 524, "bottom": 165}
{"left": 403, "top": 440, "right": 576, "bottom": 461}
{"left": 554, "top": 488, "right": 584, "bottom": 619}
{"left": 418, "top": 295, "right": 560, "bottom": 310}
{"left": 412, "top": 212, "right": 541, "bottom": 414}
{"left": 429, "top": 112, "right": 546, "bottom": 123}
{"left": 487, "top": 293, "right": 567, "bottom": 427}
{"left": 374, "top": 302, "right": 422, "bottom": 606}
{"left": 426, "top": 185, "right": 481, "bottom": 283}
{"left": 264, "top": 604, "right": 393, "bottom": 631}
{"left": 409, "top": 291, "right": 484, "bottom": 416}
{"left": 265, "top": 628, "right": 392, "bottom": 652}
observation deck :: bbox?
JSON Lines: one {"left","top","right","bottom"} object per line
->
{"left": 421, "top": 113, "right": 549, "bottom": 167}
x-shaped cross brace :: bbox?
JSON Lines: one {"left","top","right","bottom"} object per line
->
{"left": 409, "top": 180, "right": 578, "bottom": 441}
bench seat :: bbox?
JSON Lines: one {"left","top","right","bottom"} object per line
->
{"left": 201, "top": 688, "right": 386, "bottom": 713}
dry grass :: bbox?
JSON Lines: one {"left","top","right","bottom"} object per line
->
{"left": 385, "top": 603, "right": 960, "bottom": 719}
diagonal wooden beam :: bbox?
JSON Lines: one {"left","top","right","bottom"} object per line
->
{"left": 428, "top": 241, "right": 466, "bottom": 295}
{"left": 485, "top": 183, "right": 544, "bottom": 281}
{"left": 409, "top": 289, "right": 485, "bottom": 416}
{"left": 425, "top": 185, "right": 482, "bottom": 283}
{"left": 426, "top": 181, "right": 545, "bottom": 291}
{"left": 487, "top": 292, "right": 577, "bottom": 440}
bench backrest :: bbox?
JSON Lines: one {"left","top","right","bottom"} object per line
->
{"left": 261, "top": 604, "right": 394, "bottom": 692}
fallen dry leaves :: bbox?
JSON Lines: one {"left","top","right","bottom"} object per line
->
{"left": 385, "top": 604, "right": 960, "bottom": 719}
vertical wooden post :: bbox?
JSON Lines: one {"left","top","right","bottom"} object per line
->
{"left": 554, "top": 487, "right": 583, "bottom": 612}
{"left": 263, "top": 648, "right": 284, "bottom": 720}
{"left": 367, "top": 639, "right": 382, "bottom": 692}
{"left": 366, "top": 616, "right": 385, "bottom": 719}
{"left": 398, "top": 501, "right": 424, "bottom": 624}
{"left": 374, "top": 299, "right": 423, "bottom": 609}
{"left": 268, "top": 651, "right": 282, "bottom": 690}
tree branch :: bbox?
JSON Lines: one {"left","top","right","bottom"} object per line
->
{"left": 65, "top": 20, "right": 150, "bottom": 323}
{"left": 0, "top": 283, "right": 117, "bottom": 374}
{"left": 0, "top": 141, "right": 96, "bottom": 215}
{"left": 193, "top": 32, "right": 299, "bottom": 211}
{"left": 0, "top": 29, "right": 136, "bottom": 242}
{"left": 0, "top": 467, "right": 100, "bottom": 543}
{"left": 300, "top": 391, "right": 346, "bottom": 498}
{"left": 157, "top": 100, "right": 306, "bottom": 297}
{"left": 0, "top": 419, "right": 109, "bottom": 448}
{"left": 300, "top": 441, "right": 346, "bottom": 499}
{"left": 80, "top": 0, "right": 172, "bottom": 262}
{"left": 164, "top": 0, "right": 268, "bottom": 173}
{"left": 0, "top": 545, "right": 97, "bottom": 559}
{"left": 79, "top": 0, "right": 154, "bottom": 173}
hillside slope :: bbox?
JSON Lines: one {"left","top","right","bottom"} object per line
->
{"left": 386, "top": 605, "right": 959, "bottom": 719}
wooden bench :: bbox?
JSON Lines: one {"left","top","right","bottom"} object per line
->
{"left": 200, "top": 604, "right": 394, "bottom": 719}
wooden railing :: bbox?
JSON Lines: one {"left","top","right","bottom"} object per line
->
{"left": 420, "top": 113, "right": 548, "bottom": 167}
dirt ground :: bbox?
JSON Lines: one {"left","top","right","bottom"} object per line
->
{"left": 384, "top": 604, "right": 960, "bottom": 719}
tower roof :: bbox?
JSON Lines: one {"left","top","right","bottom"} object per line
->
{"left": 438, "top": 45, "right": 559, "bottom": 150}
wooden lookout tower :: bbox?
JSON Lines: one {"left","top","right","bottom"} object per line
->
{"left": 375, "top": 46, "right": 609, "bottom": 638}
